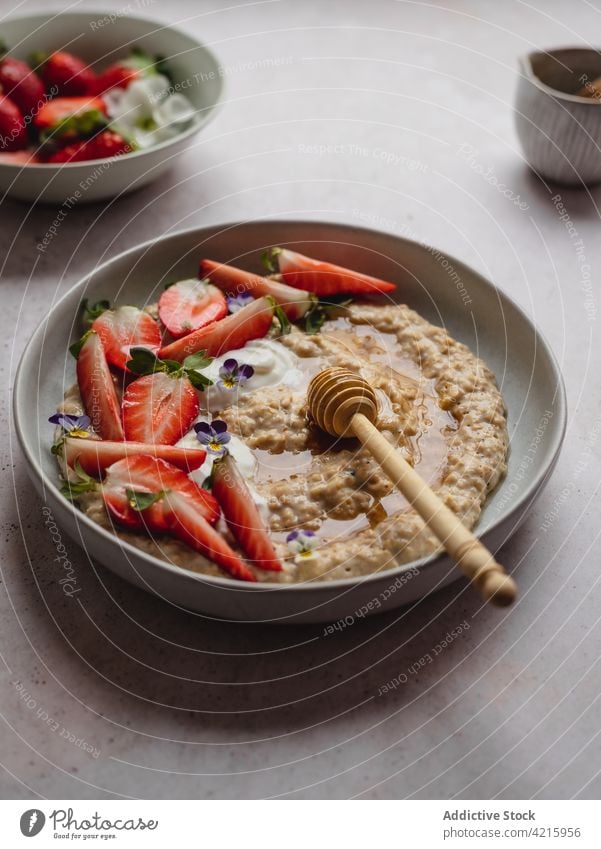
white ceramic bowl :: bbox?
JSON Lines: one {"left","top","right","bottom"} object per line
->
{"left": 13, "top": 221, "right": 567, "bottom": 623}
{"left": 0, "top": 12, "right": 223, "bottom": 203}
{"left": 515, "top": 48, "right": 601, "bottom": 185}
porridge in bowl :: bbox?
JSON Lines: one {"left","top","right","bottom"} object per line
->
{"left": 50, "top": 248, "right": 508, "bottom": 584}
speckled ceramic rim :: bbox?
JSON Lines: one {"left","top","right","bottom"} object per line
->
{"left": 521, "top": 46, "right": 601, "bottom": 105}
{"left": 13, "top": 220, "right": 567, "bottom": 595}
{"left": 0, "top": 11, "right": 225, "bottom": 171}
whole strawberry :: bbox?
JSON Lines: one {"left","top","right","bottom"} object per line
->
{"left": 47, "top": 130, "right": 132, "bottom": 163}
{"left": 0, "top": 48, "right": 45, "bottom": 115}
{"left": 34, "top": 50, "right": 96, "bottom": 96}
{"left": 0, "top": 95, "right": 27, "bottom": 151}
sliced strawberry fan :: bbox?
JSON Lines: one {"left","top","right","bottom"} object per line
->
{"left": 102, "top": 455, "right": 219, "bottom": 533}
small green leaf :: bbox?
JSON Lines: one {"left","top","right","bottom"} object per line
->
{"left": 126, "top": 347, "right": 166, "bottom": 375}
{"left": 201, "top": 470, "right": 214, "bottom": 491}
{"left": 186, "top": 370, "right": 213, "bottom": 390}
{"left": 270, "top": 299, "right": 291, "bottom": 335}
{"left": 304, "top": 303, "right": 327, "bottom": 334}
{"left": 125, "top": 488, "right": 167, "bottom": 511}
{"left": 69, "top": 330, "right": 92, "bottom": 359}
{"left": 261, "top": 247, "right": 282, "bottom": 274}
{"left": 29, "top": 50, "right": 47, "bottom": 68}
{"left": 183, "top": 352, "right": 213, "bottom": 372}
{"left": 51, "top": 440, "right": 64, "bottom": 456}
{"left": 60, "top": 459, "right": 98, "bottom": 501}
{"left": 303, "top": 295, "right": 353, "bottom": 334}
{"left": 154, "top": 54, "right": 175, "bottom": 85}
{"left": 81, "top": 299, "right": 110, "bottom": 327}
{"left": 181, "top": 351, "right": 214, "bottom": 390}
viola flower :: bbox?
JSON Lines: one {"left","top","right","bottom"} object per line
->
{"left": 194, "top": 419, "right": 231, "bottom": 456}
{"left": 48, "top": 413, "right": 91, "bottom": 439}
{"left": 226, "top": 293, "right": 254, "bottom": 314}
{"left": 217, "top": 358, "right": 254, "bottom": 391}
{"left": 286, "top": 529, "right": 319, "bottom": 560}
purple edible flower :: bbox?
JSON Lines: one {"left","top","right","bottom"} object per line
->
{"left": 217, "top": 358, "right": 254, "bottom": 390}
{"left": 48, "top": 412, "right": 91, "bottom": 438}
{"left": 226, "top": 293, "right": 254, "bottom": 314}
{"left": 194, "top": 419, "right": 231, "bottom": 456}
{"left": 286, "top": 529, "right": 318, "bottom": 558}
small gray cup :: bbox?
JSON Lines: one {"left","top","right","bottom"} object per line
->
{"left": 515, "top": 47, "right": 601, "bottom": 186}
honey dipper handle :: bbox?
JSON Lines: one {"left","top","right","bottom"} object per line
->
{"left": 350, "top": 413, "right": 517, "bottom": 607}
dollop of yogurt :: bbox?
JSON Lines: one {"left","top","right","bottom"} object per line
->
{"left": 201, "top": 338, "right": 304, "bottom": 414}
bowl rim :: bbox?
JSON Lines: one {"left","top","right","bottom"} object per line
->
{"left": 0, "top": 10, "right": 225, "bottom": 170}
{"left": 13, "top": 219, "right": 568, "bottom": 594}
{"left": 520, "top": 46, "right": 601, "bottom": 105}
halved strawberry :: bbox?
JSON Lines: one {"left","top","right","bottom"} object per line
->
{"left": 164, "top": 489, "right": 256, "bottom": 582}
{"left": 200, "top": 259, "right": 315, "bottom": 322}
{"left": 212, "top": 453, "right": 282, "bottom": 571}
{"left": 63, "top": 437, "right": 206, "bottom": 477}
{"left": 158, "top": 279, "right": 227, "bottom": 338}
{"left": 92, "top": 305, "right": 161, "bottom": 372}
{"left": 159, "top": 295, "right": 279, "bottom": 362}
{"left": 102, "top": 455, "right": 219, "bottom": 531}
{"left": 34, "top": 96, "right": 107, "bottom": 131}
{"left": 74, "top": 331, "right": 124, "bottom": 441}
{"left": 122, "top": 372, "right": 199, "bottom": 445}
{"left": 34, "top": 50, "right": 96, "bottom": 97}
{"left": 268, "top": 247, "right": 396, "bottom": 296}
{"left": 121, "top": 348, "right": 214, "bottom": 445}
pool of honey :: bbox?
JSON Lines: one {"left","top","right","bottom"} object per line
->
{"left": 254, "top": 318, "right": 457, "bottom": 544}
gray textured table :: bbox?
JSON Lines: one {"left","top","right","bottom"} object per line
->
{"left": 2, "top": 0, "right": 600, "bottom": 800}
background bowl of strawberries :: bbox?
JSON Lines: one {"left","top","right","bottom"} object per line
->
{"left": 0, "top": 11, "right": 223, "bottom": 203}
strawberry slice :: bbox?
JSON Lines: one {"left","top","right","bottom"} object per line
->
{"left": 200, "top": 259, "right": 315, "bottom": 321}
{"left": 158, "top": 279, "right": 227, "bottom": 338}
{"left": 102, "top": 455, "right": 219, "bottom": 531}
{"left": 164, "top": 490, "right": 256, "bottom": 582}
{"left": 63, "top": 437, "right": 206, "bottom": 477}
{"left": 122, "top": 372, "right": 199, "bottom": 445}
{"left": 74, "top": 331, "right": 124, "bottom": 441}
{"left": 268, "top": 247, "right": 396, "bottom": 296}
{"left": 34, "top": 96, "right": 107, "bottom": 130}
{"left": 92, "top": 305, "right": 161, "bottom": 372}
{"left": 159, "top": 295, "right": 280, "bottom": 362}
{"left": 212, "top": 453, "right": 282, "bottom": 571}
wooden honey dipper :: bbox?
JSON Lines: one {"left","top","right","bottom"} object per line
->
{"left": 307, "top": 367, "right": 517, "bottom": 607}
